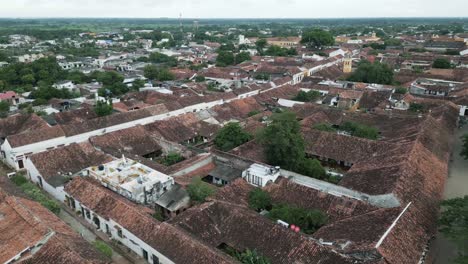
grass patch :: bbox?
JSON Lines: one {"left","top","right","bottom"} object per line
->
{"left": 93, "top": 240, "right": 113, "bottom": 258}
{"left": 10, "top": 174, "right": 61, "bottom": 215}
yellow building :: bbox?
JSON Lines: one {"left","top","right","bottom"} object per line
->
{"left": 343, "top": 57, "right": 353, "bottom": 73}
{"left": 267, "top": 37, "right": 301, "bottom": 48}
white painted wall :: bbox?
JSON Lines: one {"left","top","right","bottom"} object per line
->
{"left": 71, "top": 198, "right": 174, "bottom": 264}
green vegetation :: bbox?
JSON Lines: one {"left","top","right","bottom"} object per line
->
{"left": 0, "top": 57, "right": 64, "bottom": 91}
{"left": 254, "top": 73, "right": 270, "bottom": 81}
{"left": 214, "top": 122, "right": 252, "bottom": 152}
{"left": 269, "top": 203, "right": 328, "bottom": 234}
{"left": 148, "top": 52, "right": 178, "bottom": 66}
{"left": 293, "top": 90, "right": 321, "bottom": 102}
{"left": 347, "top": 60, "right": 394, "bottom": 85}
{"left": 195, "top": 75, "right": 206, "bottom": 82}
{"left": 461, "top": 134, "right": 468, "bottom": 160}
{"left": 94, "top": 100, "right": 113, "bottom": 117}
{"left": 438, "top": 196, "right": 468, "bottom": 263}
{"left": 248, "top": 110, "right": 262, "bottom": 117}
{"left": 0, "top": 101, "right": 9, "bottom": 117}
{"left": 235, "top": 52, "right": 252, "bottom": 64}
{"left": 159, "top": 152, "right": 185, "bottom": 166}
{"left": 235, "top": 249, "right": 271, "bottom": 264}
{"left": 300, "top": 28, "right": 335, "bottom": 49}
{"left": 255, "top": 39, "right": 268, "bottom": 50}
{"left": 257, "top": 112, "right": 327, "bottom": 180}
{"left": 394, "top": 87, "right": 408, "bottom": 94}
{"left": 264, "top": 45, "right": 297, "bottom": 57}
{"left": 10, "top": 174, "right": 61, "bottom": 215}
{"left": 152, "top": 211, "right": 165, "bottom": 221}
{"left": 187, "top": 177, "right": 216, "bottom": 203}
{"left": 433, "top": 58, "right": 452, "bottom": 69}
{"left": 341, "top": 121, "right": 379, "bottom": 140}
{"left": 216, "top": 51, "right": 235, "bottom": 66}
{"left": 96, "top": 71, "right": 129, "bottom": 97}
{"left": 409, "top": 103, "right": 425, "bottom": 113}
{"left": 313, "top": 123, "right": 337, "bottom": 132}
{"left": 248, "top": 188, "right": 272, "bottom": 212}
{"left": 30, "top": 85, "right": 79, "bottom": 102}
{"left": 92, "top": 240, "right": 113, "bottom": 258}
{"left": 143, "top": 65, "right": 175, "bottom": 82}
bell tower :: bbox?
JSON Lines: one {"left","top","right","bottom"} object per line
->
{"left": 343, "top": 56, "right": 352, "bottom": 73}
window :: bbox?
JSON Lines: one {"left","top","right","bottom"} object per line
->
{"left": 152, "top": 255, "right": 160, "bottom": 264}
{"left": 142, "top": 249, "right": 149, "bottom": 261}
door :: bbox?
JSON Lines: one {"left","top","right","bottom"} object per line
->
{"left": 18, "top": 159, "right": 24, "bottom": 169}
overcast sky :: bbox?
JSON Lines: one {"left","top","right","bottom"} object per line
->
{"left": 0, "top": 0, "right": 467, "bottom": 18}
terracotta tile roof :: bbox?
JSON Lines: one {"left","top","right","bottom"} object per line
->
{"left": 89, "top": 125, "right": 162, "bottom": 156}
{"left": 28, "top": 143, "right": 113, "bottom": 187}
{"left": 7, "top": 125, "right": 65, "bottom": 148}
{"left": 169, "top": 201, "right": 354, "bottom": 264}
{"left": 64, "top": 177, "right": 234, "bottom": 264}
{"left": 0, "top": 195, "right": 107, "bottom": 264}
{"left": 211, "top": 97, "right": 264, "bottom": 123}
{"left": 265, "top": 178, "right": 379, "bottom": 222}
{"left": 53, "top": 106, "right": 98, "bottom": 125}
{"left": 0, "top": 113, "right": 49, "bottom": 140}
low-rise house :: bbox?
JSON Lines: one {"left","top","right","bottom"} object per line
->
{"left": 242, "top": 163, "right": 281, "bottom": 187}
{"left": 86, "top": 157, "right": 174, "bottom": 205}
{"left": 0, "top": 91, "right": 21, "bottom": 106}
{"left": 53, "top": 80, "right": 76, "bottom": 91}
{"left": 64, "top": 176, "right": 234, "bottom": 264}
{"left": 24, "top": 142, "right": 113, "bottom": 201}
{"left": 0, "top": 189, "right": 108, "bottom": 264}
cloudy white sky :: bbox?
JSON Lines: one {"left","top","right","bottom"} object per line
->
{"left": 0, "top": 0, "right": 466, "bottom": 18}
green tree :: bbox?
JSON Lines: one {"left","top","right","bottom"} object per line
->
{"left": 195, "top": 75, "right": 206, "bottom": 82}
{"left": 248, "top": 188, "right": 272, "bottom": 212}
{"left": 257, "top": 112, "right": 305, "bottom": 172}
{"left": 216, "top": 51, "right": 235, "bottom": 67}
{"left": 97, "top": 71, "right": 124, "bottom": 86}
{"left": 157, "top": 68, "right": 175, "bottom": 82}
{"left": 298, "top": 158, "right": 327, "bottom": 180}
{"left": 301, "top": 29, "right": 335, "bottom": 49}
{"left": 235, "top": 52, "right": 251, "bottom": 64}
{"left": 148, "top": 52, "right": 178, "bottom": 66}
{"left": 132, "top": 79, "right": 146, "bottom": 90}
{"left": 461, "top": 134, "right": 468, "bottom": 160}
{"left": 187, "top": 177, "right": 215, "bottom": 203}
{"left": 160, "top": 152, "right": 185, "bottom": 166}
{"left": 144, "top": 64, "right": 160, "bottom": 80}
{"left": 214, "top": 122, "right": 252, "bottom": 152}
{"left": 433, "top": 58, "right": 452, "bottom": 69}
{"left": 269, "top": 204, "right": 328, "bottom": 234}
{"left": 439, "top": 196, "right": 468, "bottom": 263}
{"left": 0, "top": 101, "right": 9, "bottom": 117}
{"left": 409, "top": 103, "right": 424, "bottom": 113}
{"left": 347, "top": 60, "right": 394, "bottom": 85}
{"left": 341, "top": 121, "right": 379, "bottom": 140}
{"left": 94, "top": 100, "right": 113, "bottom": 117}
{"left": 293, "top": 90, "right": 321, "bottom": 102}
{"left": 394, "top": 87, "right": 408, "bottom": 94}
{"left": 256, "top": 39, "right": 268, "bottom": 50}
{"left": 235, "top": 249, "right": 271, "bottom": 264}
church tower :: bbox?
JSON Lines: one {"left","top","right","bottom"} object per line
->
{"left": 343, "top": 56, "right": 352, "bottom": 73}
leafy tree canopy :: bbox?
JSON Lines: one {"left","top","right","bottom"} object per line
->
{"left": 347, "top": 60, "right": 394, "bottom": 85}
{"left": 439, "top": 196, "right": 468, "bottom": 263}
{"left": 300, "top": 29, "right": 335, "bottom": 49}
{"left": 94, "top": 100, "right": 113, "bottom": 117}
{"left": 433, "top": 58, "right": 452, "bottom": 69}
{"left": 248, "top": 188, "right": 272, "bottom": 212}
{"left": 187, "top": 177, "right": 216, "bottom": 203}
{"left": 214, "top": 122, "right": 252, "bottom": 152}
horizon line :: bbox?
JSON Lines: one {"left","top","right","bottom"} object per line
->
{"left": 0, "top": 16, "right": 467, "bottom": 20}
